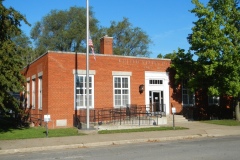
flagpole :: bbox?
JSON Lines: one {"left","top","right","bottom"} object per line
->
{"left": 86, "top": 0, "right": 90, "bottom": 129}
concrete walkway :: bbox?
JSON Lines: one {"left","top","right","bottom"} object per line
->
{"left": 0, "top": 121, "right": 239, "bottom": 155}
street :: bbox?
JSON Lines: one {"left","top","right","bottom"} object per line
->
{"left": 1, "top": 135, "right": 240, "bottom": 160}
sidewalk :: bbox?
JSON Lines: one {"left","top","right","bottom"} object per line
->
{"left": 0, "top": 121, "right": 239, "bottom": 155}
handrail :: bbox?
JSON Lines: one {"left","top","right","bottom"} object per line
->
{"left": 75, "top": 104, "right": 166, "bottom": 126}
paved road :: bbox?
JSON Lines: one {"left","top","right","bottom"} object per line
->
{"left": 1, "top": 135, "right": 240, "bottom": 160}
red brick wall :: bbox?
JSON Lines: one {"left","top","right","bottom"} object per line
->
{"left": 24, "top": 51, "right": 180, "bottom": 128}
{"left": 23, "top": 54, "right": 49, "bottom": 125}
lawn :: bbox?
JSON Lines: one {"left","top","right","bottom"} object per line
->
{"left": 202, "top": 119, "right": 240, "bottom": 126}
{"left": 0, "top": 127, "right": 85, "bottom": 140}
{"left": 0, "top": 125, "right": 189, "bottom": 140}
{"left": 1, "top": 119, "right": 238, "bottom": 140}
{"left": 98, "top": 126, "right": 188, "bottom": 134}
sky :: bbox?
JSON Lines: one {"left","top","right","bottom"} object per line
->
{"left": 3, "top": 0, "right": 209, "bottom": 58}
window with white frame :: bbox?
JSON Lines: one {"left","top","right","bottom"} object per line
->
{"left": 208, "top": 96, "right": 220, "bottom": 106}
{"left": 26, "top": 80, "right": 30, "bottom": 108}
{"left": 75, "top": 75, "right": 94, "bottom": 108}
{"left": 32, "top": 78, "right": 35, "bottom": 109}
{"left": 182, "top": 80, "right": 195, "bottom": 106}
{"left": 38, "top": 76, "right": 42, "bottom": 110}
{"left": 114, "top": 76, "right": 130, "bottom": 107}
{"left": 149, "top": 79, "right": 163, "bottom": 85}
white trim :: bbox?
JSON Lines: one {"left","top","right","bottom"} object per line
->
{"left": 113, "top": 76, "right": 131, "bottom": 108}
{"left": 73, "top": 69, "right": 96, "bottom": 75}
{"left": 38, "top": 71, "right": 43, "bottom": 77}
{"left": 74, "top": 74, "right": 76, "bottom": 110}
{"left": 112, "top": 71, "right": 132, "bottom": 76}
{"left": 75, "top": 74, "right": 95, "bottom": 109}
{"left": 31, "top": 75, "right": 36, "bottom": 79}
{"left": 32, "top": 78, "right": 36, "bottom": 109}
{"left": 145, "top": 71, "right": 170, "bottom": 115}
{"left": 38, "top": 76, "right": 42, "bottom": 110}
{"left": 26, "top": 80, "right": 30, "bottom": 108}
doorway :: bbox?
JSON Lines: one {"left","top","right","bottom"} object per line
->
{"left": 149, "top": 91, "right": 164, "bottom": 112}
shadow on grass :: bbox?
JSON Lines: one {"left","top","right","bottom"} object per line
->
{"left": 0, "top": 117, "right": 30, "bottom": 133}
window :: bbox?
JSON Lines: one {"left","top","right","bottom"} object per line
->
{"left": 32, "top": 79, "right": 35, "bottom": 109}
{"left": 75, "top": 75, "right": 94, "bottom": 108}
{"left": 208, "top": 96, "right": 220, "bottom": 106}
{"left": 38, "top": 76, "right": 42, "bottom": 110}
{"left": 114, "top": 76, "right": 130, "bottom": 107}
{"left": 26, "top": 81, "right": 30, "bottom": 108}
{"left": 182, "top": 80, "right": 195, "bottom": 106}
{"left": 149, "top": 79, "right": 163, "bottom": 85}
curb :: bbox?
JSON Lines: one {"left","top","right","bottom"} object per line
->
{"left": 0, "top": 134, "right": 210, "bottom": 155}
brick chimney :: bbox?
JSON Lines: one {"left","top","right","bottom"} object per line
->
{"left": 100, "top": 36, "right": 113, "bottom": 55}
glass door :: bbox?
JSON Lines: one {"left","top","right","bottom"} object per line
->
{"left": 149, "top": 91, "right": 164, "bottom": 112}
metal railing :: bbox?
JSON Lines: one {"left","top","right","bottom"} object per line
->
{"left": 74, "top": 104, "right": 166, "bottom": 128}
{"left": 29, "top": 113, "right": 42, "bottom": 126}
{"left": 146, "top": 103, "right": 166, "bottom": 116}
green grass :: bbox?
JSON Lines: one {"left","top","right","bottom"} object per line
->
{"left": 202, "top": 120, "right": 240, "bottom": 126}
{"left": 98, "top": 126, "right": 188, "bottom": 134}
{"left": 0, "top": 127, "right": 85, "bottom": 140}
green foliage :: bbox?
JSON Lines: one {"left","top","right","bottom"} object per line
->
{"left": 157, "top": 52, "right": 177, "bottom": 59}
{"left": 170, "top": 48, "right": 195, "bottom": 85}
{"left": 0, "top": 3, "right": 30, "bottom": 118}
{"left": 106, "top": 18, "right": 152, "bottom": 57}
{"left": 30, "top": 8, "right": 151, "bottom": 58}
{"left": 172, "top": 0, "right": 240, "bottom": 98}
{"left": 164, "top": 52, "right": 178, "bottom": 59}
{"left": 0, "top": 3, "right": 29, "bottom": 41}
{"left": 12, "top": 33, "right": 34, "bottom": 66}
{"left": 30, "top": 6, "right": 99, "bottom": 57}
{"left": 157, "top": 53, "right": 163, "bottom": 58}
{"left": 188, "top": 0, "right": 240, "bottom": 97}
{"left": 171, "top": 0, "right": 240, "bottom": 120}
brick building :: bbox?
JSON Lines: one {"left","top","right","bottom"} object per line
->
{"left": 23, "top": 36, "right": 182, "bottom": 128}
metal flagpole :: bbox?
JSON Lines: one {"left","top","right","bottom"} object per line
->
{"left": 86, "top": 0, "right": 90, "bottom": 129}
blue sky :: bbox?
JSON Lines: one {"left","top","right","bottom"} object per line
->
{"left": 3, "top": 0, "right": 209, "bottom": 58}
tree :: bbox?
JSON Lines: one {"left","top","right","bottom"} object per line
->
{"left": 157, "top": 53, "right": 163, "bottom": 58}
{"left": 164, "top": 53, "right": 178, "bottom": 60}
{"left": 173, "top": 0, "right": 240, "bottom": 120}
{"left": 30, "top": 6, "right": 99, "bottom": 57}
{"left": 170, "top": 48, "right": 195, "bottom": 84}
{"left": 157, "top": 52, "right": 178, "bottom": 59}
{"left": 0, "top": 1, "right": 30, "bottom": 121}
{"left": 12, "top": 33, "right": 34, "bottom": 66}
{"left": 30, "top": 8, "right": 151, "bottom": 58}
{"left": 106, "top": 18, "right": 152, "bottom": 57}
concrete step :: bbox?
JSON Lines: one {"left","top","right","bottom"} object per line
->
{"left": 167, "top": 115, "right": 189, "bottom": 124}
{"left": 108, "top": 117, "right": 167, "bottom": 126}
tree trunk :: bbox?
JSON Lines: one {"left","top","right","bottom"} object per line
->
{"left": 236, "top": 101, "right": 240, "bottom": 121}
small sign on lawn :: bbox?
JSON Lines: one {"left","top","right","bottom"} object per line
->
{"left": 44, "top": 114, "right": 51, "bottom": 122}
{"left": 44, "top": 114, "right": 51, "bottom": 137}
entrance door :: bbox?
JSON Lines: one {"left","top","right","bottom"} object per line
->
{"left": 149, "top": 91, "right": 164, "bottom": 112}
